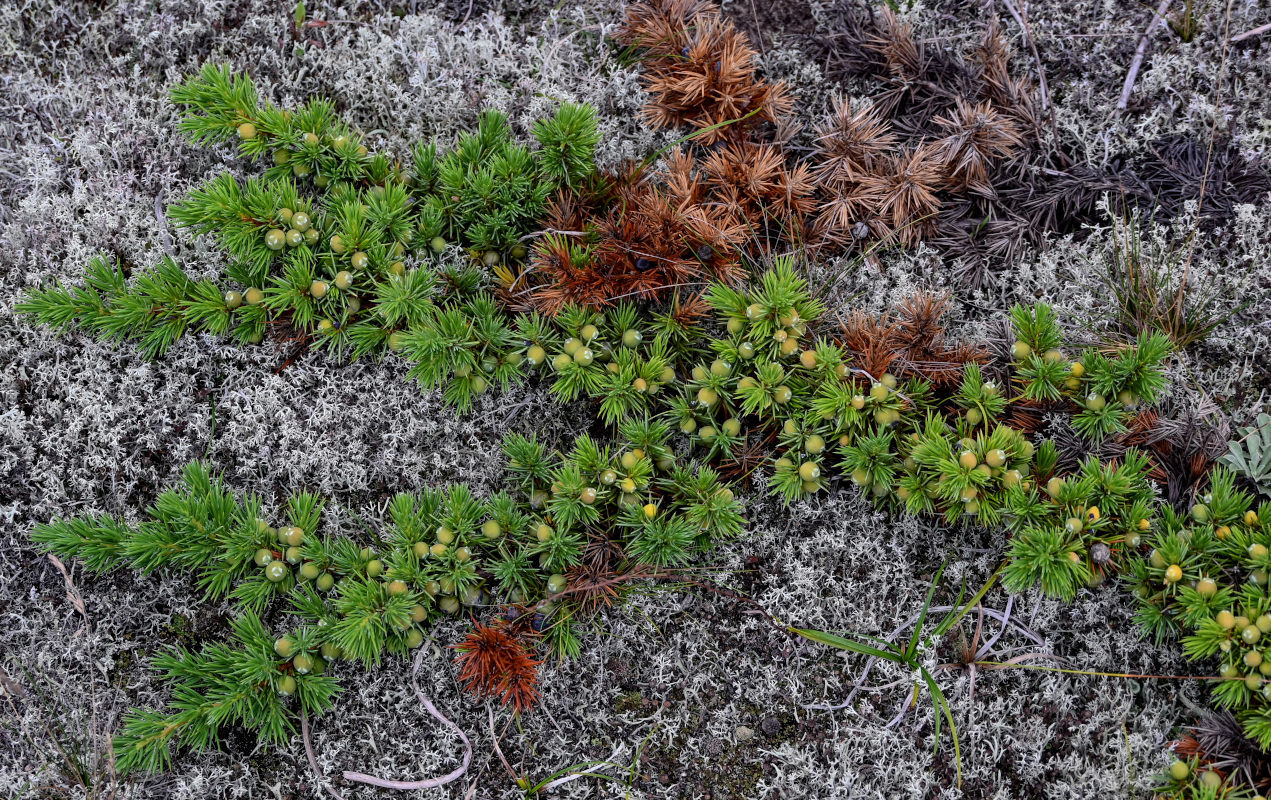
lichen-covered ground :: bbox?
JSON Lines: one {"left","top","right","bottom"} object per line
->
{"left": 2, "top": 1, "right": 1269, "bottom": 798}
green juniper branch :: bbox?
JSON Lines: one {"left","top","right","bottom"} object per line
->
{"left": 31, "top": 430, "right": 743, "bottom": 772}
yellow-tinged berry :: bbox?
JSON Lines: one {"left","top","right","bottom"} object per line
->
{"left": 1164, "top": 564, "right": 1183, "bottom": 583}
{"left": 800, "top": 350, "right": 818, "bottom": 369}
{"left": 1010, "top": 341, "right": 1031, "bottom": 360}
{"left": 1216, "top": 525, "right": 1231, "bottom": 540}
{"left": 1197, "top": 578, "right": 1218, "bottom": 597}
{"left": 958, "top": 451, "right": 978, "bottom": 470}
{"left": 805, "top": 434, "right": 825, "bottom": 454}
{"left": 1168, "top": 761, "right": 1189, "bottom": 781}
{"left": 986, "top": 449, "right": 1006, "bottom": 468}
{"left": 643, "top": 503, "right": 658, "bottom": 519}
{"left": 773, "top": 385, "right": 793, "bottom": 404}
{"left": 798, "top": 462, "right": 820, "bottom": 482}
{"left": 1246, "top": 510, "right": 1260, "bottom": 526}
{"left": 237, "top": 122, "right": 257, "bottom": 139}
{"left": 1046, "top": 477, "right": 1064, "bottom": 498}
{"left": 580, "top": 487, "right": 598, "bottom": 505}
{"left": 387, "top": 579, "right": 408, "bottom": 595}
{"left": 265, "top": 229, "right": 286, "bottom": 250}
{"left": 366, "top": 559, "right": 383, "bottom": 578}
{"left": 246, "top": 287, "right": 265, "bottom": 306}
{"left": 1217, "top": 611, "right": 1235, "bottom": 629}
{"left": 310, "top": 280, "right": 328, "bottom": 298}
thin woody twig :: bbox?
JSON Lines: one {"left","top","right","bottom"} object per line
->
{"left": 998, "top": 0, "right": 1051, "bottom": 113}
{"left": 340, "top": 649, "right": 473, "bottom": 790}
{"left": 1117, "top": 0, "right": 1172, "bottom": 113}
{"left": 1230, "top": 20, "right": 1271, "bottom": 42}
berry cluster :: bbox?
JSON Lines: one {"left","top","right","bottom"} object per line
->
{"left": 1131, "top": 467, "right": 1271, "bottom": 760}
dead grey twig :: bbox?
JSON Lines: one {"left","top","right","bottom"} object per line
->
{"left": 1117, "top": 0, "right": 1173, "bottom": 113}
{"left": 1230, "top": 21, "right": 1271, "bottom": 43}
{"left": 341, "top": 648, "right": 473, "bottom": 790}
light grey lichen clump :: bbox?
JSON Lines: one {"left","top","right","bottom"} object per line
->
{"left": 0, "top": 0, "right": 1266, "bottom": 797}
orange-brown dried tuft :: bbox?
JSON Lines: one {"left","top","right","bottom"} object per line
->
{"left": 453, "top": 621, "right": 542, "bottom": 712}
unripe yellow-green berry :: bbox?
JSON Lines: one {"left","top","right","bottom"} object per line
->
{"left": 773, "top": 385, "right": 793, "bottom": 404}
{"left": 798, "top": 461, "right": 820, "bottom": 482}
{"left": 481, "top": 520, "right": 502, "bottom": 539}
{"left": 387, "top": 579, "right": 408, "bottom": 595}
{"left": 351, "top": 251, "right": 369, "bottom": 270}
{"left": 365, "top": 559, "right": 383, "bottom": 578}
{"left": 958, "top": 451, "right": 978, "bottom": 470}
{"left": 286, "top": 229, "right": 304, "bottom": 247}
{"left": 265, "top": 229, "right": 286, "bottom": 250}
{"left": 291, "top": 212, "right": 311, "bottom": 232}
